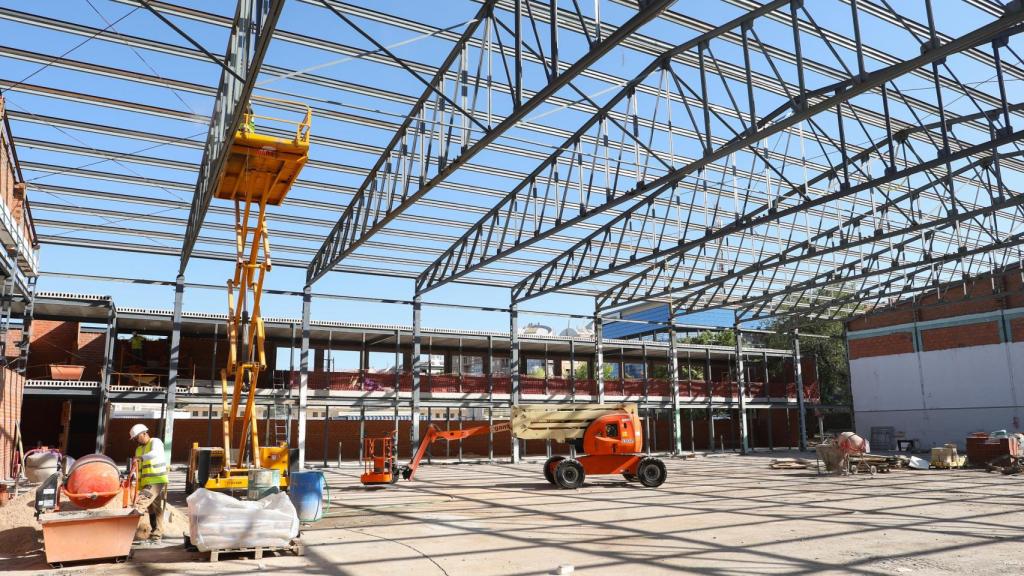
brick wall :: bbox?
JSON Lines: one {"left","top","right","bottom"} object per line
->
{"left": 76, "top": 331, "right": 106, "bottom": 381}
{"left": 0, "top": 368, "right": 25, "bottom": 480}
{"left": 848, "top": 332, "right": 915, "bottom": 359}
{"left": 847, "top": 266, "right": 1024, "bottom": 355}
{"left": 920, "top": 321, "right": 1001, "bottom": 351}
{"left": 25, "top": 320, "right": 79, "bottom": 379}
{"left": 847, "top": 308, "right": 916, "bottom": 332}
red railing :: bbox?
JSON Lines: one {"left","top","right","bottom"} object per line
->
{"left": 575, "top": 378, "right": 597, "bottom": 396}
{"left": 276, "top": 369, "right": 817, "bottom": 401}
{"left": 520, "top": 376, "right": 546, "bottom": 395}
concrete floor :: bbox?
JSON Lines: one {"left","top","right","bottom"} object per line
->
{"left": 6, "top": 452, "right": 1024, "bottom": 575}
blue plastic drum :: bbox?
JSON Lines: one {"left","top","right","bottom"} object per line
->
{"left": 289, "top": 470, "right": 327, "bottom": 522}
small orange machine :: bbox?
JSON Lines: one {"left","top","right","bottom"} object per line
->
{"left": 35, "top": 455, "right": 141, "bottom": 568}
{"left": 360, "top": 437, "right": 398, "bottom": 485}
{"left": 400, "top": 403, "right": 667, "bottom": 489}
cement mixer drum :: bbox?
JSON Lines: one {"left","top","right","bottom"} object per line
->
{"left": 63, "top": 454, "right": 121, "bottom": 509}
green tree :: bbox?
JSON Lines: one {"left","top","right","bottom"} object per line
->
{"left": 762, "top": 317, "right": 850, "bottom": 406}
{"left": 680, "top": 330, "right": 736, "bottom": 347}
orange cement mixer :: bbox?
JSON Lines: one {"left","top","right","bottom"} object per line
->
{"left": 62, "top": 454, "right": 124, "bottom": 509}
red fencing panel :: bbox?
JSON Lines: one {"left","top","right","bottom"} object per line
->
{"left": 647, "top": 379, "right": 671, "bottom": 397}
{"left": 492, "top": 376, "right": 511, "bottom": 395}
{"left": 520, "top": 376, "right": 546, "bottom": 395}
{"left": 462, "top": 375, "right": 489, "bottom": 394}
{"left": 574, "top": 378, "right": 596, "bottom": 397}
{"left": 546, "top": 377, "right": 571, "bottom": 395}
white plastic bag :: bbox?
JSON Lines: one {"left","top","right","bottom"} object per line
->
{"left": 187, "top": 488, "right": 299, "bottom": 552}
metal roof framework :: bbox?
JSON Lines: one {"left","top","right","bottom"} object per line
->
{"left": 2, "top": 0, "right": 1023, "bottom": 327}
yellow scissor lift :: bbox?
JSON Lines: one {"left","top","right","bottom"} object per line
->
{"left": 186, "top": 101, "right": 311, "bottom": 495}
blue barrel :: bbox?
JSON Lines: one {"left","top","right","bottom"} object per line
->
{"left": 289, "top": 471, "right": 326, "bottom": 522}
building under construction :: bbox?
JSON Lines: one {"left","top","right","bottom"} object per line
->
{"left": 1, "top": 0, "right": 1023, "bottom": 573}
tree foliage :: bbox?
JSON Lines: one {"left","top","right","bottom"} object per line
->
{"left": 761, "top": 317, "right": 850, "bottom": 406}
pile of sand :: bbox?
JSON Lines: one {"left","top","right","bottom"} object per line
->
{"left": 0, "top": 490, "right": 43, "bottom": 557}
{"left": 134, "top": 500, "right": 189, "bottom": 540}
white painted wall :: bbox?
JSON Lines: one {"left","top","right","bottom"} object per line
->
{"left": 850, "top": 341, "right": 1024, "bottom": 449}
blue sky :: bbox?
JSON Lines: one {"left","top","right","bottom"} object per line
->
{"left": 3, "top": 0, "right": 1018, "bottom": 332}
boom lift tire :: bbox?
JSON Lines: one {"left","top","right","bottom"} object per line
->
{"left": 636, "top": 457, "right": 667, "bottom": 487}
{"left": 543, "top": 456, "right": 565, "bottom": 485}
{"left": 554, "top": 459, "right": 585, "bottom": 489}
{"left": 622, "top": 473, "right": 638, "bottom": 482}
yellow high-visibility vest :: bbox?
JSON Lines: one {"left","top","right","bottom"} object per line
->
{"left": 135, "top": 439, "right": 168, "bottom": 487}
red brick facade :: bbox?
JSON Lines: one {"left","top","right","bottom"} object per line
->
{"left": 920, "top": 321, "right": 1001, "bottom": 351}
{"left": 848, "top": 266, "right": 1024, "bottom": 356}
{"left": 848, "top": 332, "right": 915, "bottom": 359}
{"left": 1, "top": 368, "right": 25, "bottom": 480}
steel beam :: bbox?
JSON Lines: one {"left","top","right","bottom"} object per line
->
{"left": 178, "top": 0, "right": 284, "bottom": 273}
{"left": 511, "top": 11, "right": 1024, "bottom": 303}
{"left": 306, "top": 0, "right": 673, "bottom": 286}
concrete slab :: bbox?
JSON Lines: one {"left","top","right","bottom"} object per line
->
{"left": 5, "top": 452, "right": 1024, "bottom": 575}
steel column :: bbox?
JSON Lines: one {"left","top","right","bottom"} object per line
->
{"left": 669, "top": 324, "right": 681, "bottom": 454}
{"left": 95, "top": 301, "right": 115, "bottom": 454}
{"left": 163, "top": 275, "right": 184, "bottom": 456}
{"left": 594, "top": 313, "right": 604, "bottom": 403}
{"left": 297, "top": 285, "right": 312, "bottom": 468}
{"left": 793, "top": 329, "right": 807, "bottom": 451}
{"left": 509, "top": 302, "right": 519, "bottom": 463}
{"left": 735, "top": 326, "right": 748, "bottom": 454}
{"left": 411, "top": 295, "right": 422, "bottom": 454}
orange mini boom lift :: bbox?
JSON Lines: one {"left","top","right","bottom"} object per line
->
{"left": 396, "top": 403, "right": 667, "bottom": 489}
{"left": 360, "top": 436, "right": 399, "bottom": 485}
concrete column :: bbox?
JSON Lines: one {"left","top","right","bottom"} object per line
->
{"left": 793, "top": 329, "right": 808, "bottom": 451}
{"left": 669, "top": 325, "right": 681, "bottom": 454}
{"left": 735, "top": 327, "right": 749, "bottom": 454}
{"left": 509, "top": 303, "right": 520, "bottom": 463}
{"left": 595, "top": 315, "right": 604, "bottom": 403}
{"left": 297, "top": 285, "right": 312, "bottom": 468}
{"left": 163, "top": 275, "right": 184, "bottom": 456}
{"left": 412, "top": 296, "right": 422, "bottom": 454}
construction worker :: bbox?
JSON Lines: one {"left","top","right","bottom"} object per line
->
{"left": 130, "top": 332, "right": 145, "bottom": 364}
{"left": 242, "top": 105, "right": 256, "bottom": 134}
{"left": 130, "top": 423, "right": 168, "bottom": 544}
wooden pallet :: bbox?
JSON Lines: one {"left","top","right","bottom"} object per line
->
{"left": 207, "top": 538, "right": 304, "bottom": 562}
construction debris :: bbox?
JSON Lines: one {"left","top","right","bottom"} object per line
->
{"left": 769, "top": 458, "right": 816, "bottom": 470}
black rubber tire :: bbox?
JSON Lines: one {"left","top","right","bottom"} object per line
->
{"left": 543, "top": 456, "right": 566, "bottom": 485}
{"left": 636, "top": 457, "right": 667, "bottom": 488}
{"left": 554, "top": 459, "right": 585, "bottom": 489}
{"left": 622, "top": 473, "right": 638, "bottom": 482}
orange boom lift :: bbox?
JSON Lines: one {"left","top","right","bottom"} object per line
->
{"left": 383, "top": 403, "right": 667, "bottom": 489}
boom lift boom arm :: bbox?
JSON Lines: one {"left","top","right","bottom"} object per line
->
{"left": 403, "top": 422, "right": 510, "bottom": 480}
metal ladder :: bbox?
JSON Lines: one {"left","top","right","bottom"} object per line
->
{"left": 268, "top": 402, "right": 290, "bottom": 446}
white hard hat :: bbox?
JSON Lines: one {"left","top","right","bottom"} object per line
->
{"left": 129, "top": 423, "right": 149, "bottom": 440}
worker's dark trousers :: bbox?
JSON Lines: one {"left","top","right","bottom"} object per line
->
{"left": 135, "top": 483, "right": 168, "bottom": 539}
